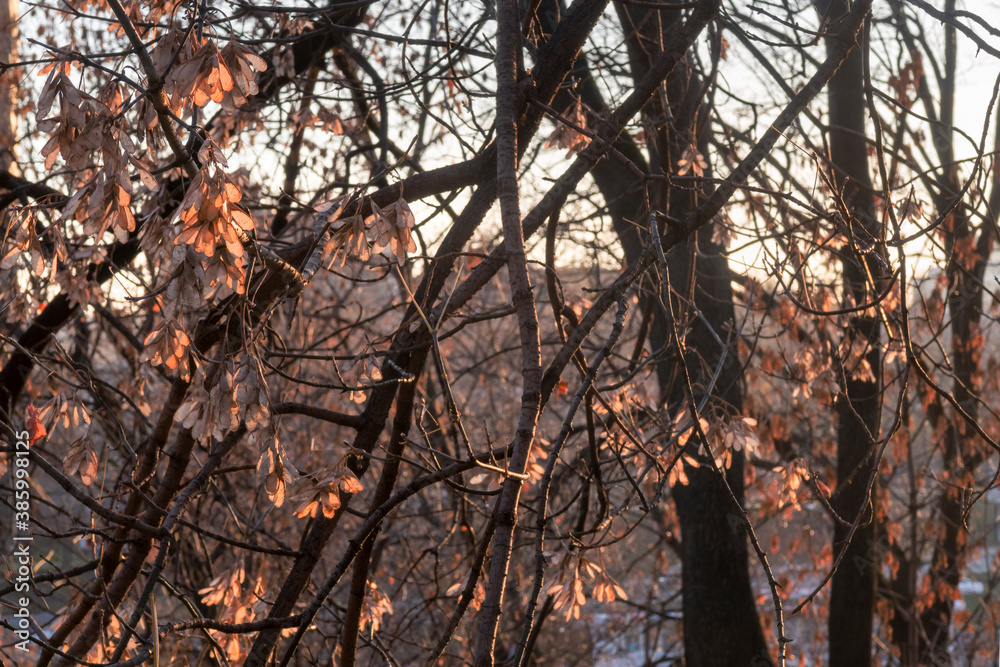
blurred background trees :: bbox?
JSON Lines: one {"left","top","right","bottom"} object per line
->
{"left": 2, "top": 1, "right": 1000, "bottom": 665}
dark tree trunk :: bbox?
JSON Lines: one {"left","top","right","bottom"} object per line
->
{"left": 815, "top": 1, "right": 882, "bottom": 664}
{"left": 531, "top": 2, "right": 772, "bottom": 663}
{"left": 652, "top": 71, "right": 769, "bottom": 667}
{"left": 656, "top": 224, "right": 769, "bottom": 667}
{"left": 911, "top": 1, "right": 989, "bottom": 660}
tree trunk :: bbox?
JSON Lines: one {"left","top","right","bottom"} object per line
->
{"left": 913, "top": 1, "right": 989, "bottom": 660}
{"left": 814, "top": 1, "right": 882, "bottom": 664}
{"left": 0, "top": 0, "right": 16, "bottom": 174}
{"left": 535, "top": 2, "right": 773, "bottom": 663}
